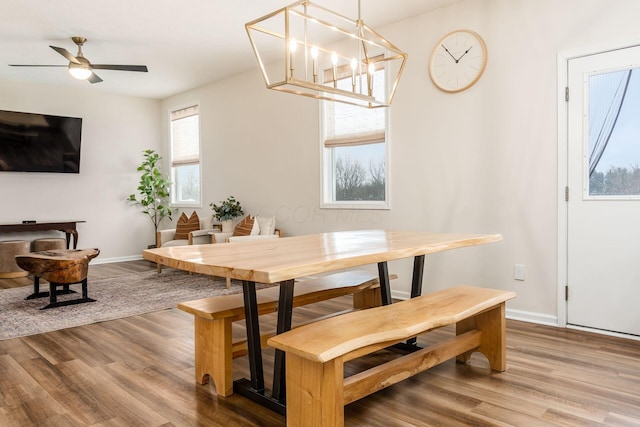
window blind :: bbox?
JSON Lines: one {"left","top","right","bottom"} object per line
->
{"left": 323, "top": 68, "right": 386, "bottom": 148}
{"left": 171, "top": 105, "right": 199, "bottom": 166}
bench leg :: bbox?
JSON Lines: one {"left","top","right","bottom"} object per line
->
{"left": 455, "top": 302, "right": 507, "bottom": 371}
{"left": 194, "top": 317, "right": 234, "bottom": 397}
{"left": 353, "top": 286, "right": 381, "bottom": 310}
{"left": 286, "top": 354, "right": 344, "bottom": 427}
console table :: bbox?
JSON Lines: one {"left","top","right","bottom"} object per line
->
{"left": 0, "top": 221, "right": 85, "bottom": 249}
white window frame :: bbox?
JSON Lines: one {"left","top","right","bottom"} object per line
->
{"left": 320, "top": 70, "right": 391, "bottom": 210}
{"left": 169, "top": 103, "right": 202, "bottom": 208}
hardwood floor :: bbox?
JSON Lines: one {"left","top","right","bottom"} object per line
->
{"left": 1, "top": 261, "right": 639, "bottom": 426}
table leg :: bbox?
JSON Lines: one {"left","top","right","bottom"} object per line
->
{"left": 25, "top": 275, "right": 77, "bottom": 300}
{"left": 272, "top": 279, "right": 294, "bottom": 402}
{"left": 377, "top": 261, "right": 392, "bottom": 305}
{"left": 25, "top": 276, "right": 45, "bottom": 300}
{"left": 241, "top": 280, "right": 264, "bottom": 392}
{"left": 49, "top": 282, "right": 57, "bottom": 305}
{"left": 61, "top": 229, "right": 79, "bottom": 249}
{"left": 406, "top": 255, "right": 426, "bottom": 347}
{"left": 411, "top": 255, "right": 425, "bottom": 298}
{"left": 234, "top": 280, "right": 287, "bottom": 414}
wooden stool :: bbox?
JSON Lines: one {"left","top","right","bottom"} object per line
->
{"left": 16, "top": 248, "right": 100, "bottom": 309}
{"left": 33, "top": 238, "right": 67, "bottom": 252}
{"left": 0, "top": 240, "right": 30, "bottom": 278}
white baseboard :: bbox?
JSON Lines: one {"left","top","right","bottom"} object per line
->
{"left": 505, "top": 308, "right": 558, "bottom": 327}
{"left": 391, "top": 290, "right": 560, "bottom": 328}
{"left": 391, "top": 290, "right": 411, "bottom": 301}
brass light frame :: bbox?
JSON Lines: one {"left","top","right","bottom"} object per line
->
{"left": 245, "top": 1, "right": 408, "bottom": 108}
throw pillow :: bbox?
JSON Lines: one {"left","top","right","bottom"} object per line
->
{"left": 233, "top": 216, "right": 257, "bottom": 236}
{"left": 256, "top": 216, "right": 276, "bottom": 235}
{"left": 250, "top": 217, "right": 261, "bottom": 235}
{"left": 174, "top": 211, "right": 200, "bottom": 240}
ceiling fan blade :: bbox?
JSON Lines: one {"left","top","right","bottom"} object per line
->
{"left": 9, "top": 64, "right": 67, "bottom": 67}
{"left": 88, "top": 72, "right": 103, "bottom": 84}
{"left": 50, "top": 46, "right": 80, "bottom": 64}
{"left": 91, "top": 64, "right": 148, "bottom": 72}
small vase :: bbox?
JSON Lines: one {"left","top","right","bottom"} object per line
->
{"left": 221, "top": 220, "right": 233, "bottom": 233}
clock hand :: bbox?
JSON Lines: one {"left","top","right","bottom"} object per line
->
{"left": 441, "top": 44, "right": 458, "bottom": 62}
{"left": 456, "top": 45, "right": 474, "bottom": 62}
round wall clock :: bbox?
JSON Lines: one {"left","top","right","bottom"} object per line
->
{"left": 429, "top": 29, "right": 487, "bottom": 92}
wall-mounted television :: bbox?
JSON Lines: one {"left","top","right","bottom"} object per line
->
{"left": 0, "top": 110, "right": 82, "bottom": 173}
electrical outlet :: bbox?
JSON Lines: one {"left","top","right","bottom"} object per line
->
{"left": 514, "top": 264, "right": 525, "bottom": 281}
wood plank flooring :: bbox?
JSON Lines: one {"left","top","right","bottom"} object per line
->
{"left": 1, "top": 260, "right": 639, "bottom": 426}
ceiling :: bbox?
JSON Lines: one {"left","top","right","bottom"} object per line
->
{"left": 1, "top": 0, "right": 461, "bottom": 99}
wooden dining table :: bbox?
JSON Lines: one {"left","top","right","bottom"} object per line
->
{"left": 143, "top": 229, "right": 502, "bottom": 413}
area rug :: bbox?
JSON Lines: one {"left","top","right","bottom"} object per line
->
{"left": 0, "top": 270, "right": 267, "bottom": 340}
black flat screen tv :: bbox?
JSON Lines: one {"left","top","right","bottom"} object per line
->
{"left": 0, "top": 110, "right": 82, "bottom": 173}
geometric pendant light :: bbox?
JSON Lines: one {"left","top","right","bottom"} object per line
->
{"left": 246, "top": 0, "right": 408, "bottom": 108}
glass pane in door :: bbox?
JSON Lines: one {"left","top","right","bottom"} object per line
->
{"left": 588, "top": 67, "right": 640, "bottom": 197}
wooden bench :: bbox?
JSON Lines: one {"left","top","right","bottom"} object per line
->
{"left": 178, "top": 270, "right": 395, "bottom": 397}
{"left": 268, "top": 285, "right": 516, "bottom": 427}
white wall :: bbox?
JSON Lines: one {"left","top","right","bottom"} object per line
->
{"left": 0, "top": 80, "right": 161, "bottom": 261}
{"left": 160, "top": 0, "right": 640, "bottom": 323}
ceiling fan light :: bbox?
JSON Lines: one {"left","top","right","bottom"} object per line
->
{"left": 68, "top": 63, "right": 92, "bottom": 80}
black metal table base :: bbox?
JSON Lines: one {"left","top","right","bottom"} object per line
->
{"left": 25, "top": 275, "right": 77, "bottom": 300}
{"left": 390, "top": 341, "right": 423, "bottom": 353}
{"left": 235, "top": 256, "right": 427, "bottom": 414}
{"left": 25, "top": 288, "right": 77, "bottom": 300}
{"left": 233, "top": 379, "right": 286, "bottom": 415}
{"left": 42, "top": 297, "right": 96, "bottom": 310}
{"left": 25, "top": 276, "right": 95, "bottom": 310}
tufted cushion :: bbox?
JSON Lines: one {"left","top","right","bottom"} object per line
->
{"left": 174, "top": 211, "right": 200, "bottom": 240}
{"left": 233, "top": 216, "right": 260, "bottom": 237}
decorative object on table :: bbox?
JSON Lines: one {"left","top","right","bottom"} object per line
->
{"left": 210, "top": 196, "right": 244, "bottom": 232}
{"left": 15, "top": 248, "right": 100, "bottom": 309}
{"left": 127, "top": 149, "right": 173, "bottom": 245}
{"left": 245, "top": 0, "right": 407, "bottom": 108}
{"left": 429, "top": 29, "right": 487, "bottom": 93}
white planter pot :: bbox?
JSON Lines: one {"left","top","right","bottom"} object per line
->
{"left": 221, "top": 220, "right": 233, "bottom": 233}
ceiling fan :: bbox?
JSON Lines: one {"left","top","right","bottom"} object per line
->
{"left": 9, "top": 36, "right": 148, "bottom": 83}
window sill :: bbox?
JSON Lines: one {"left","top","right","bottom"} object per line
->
{"left": 320, "top": 201, "right": 390, "bottom": 210}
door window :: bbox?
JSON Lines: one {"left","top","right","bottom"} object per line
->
{"left": 587, "top": 68, "right": 640, "bottom": 198}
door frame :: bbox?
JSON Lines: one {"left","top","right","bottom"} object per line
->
{"left": 557, "top": 38, "right": 640, "bottom": 334}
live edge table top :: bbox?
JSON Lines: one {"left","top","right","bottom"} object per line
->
{"left": 143, "top": 230, "right": 502, "bottom": 284}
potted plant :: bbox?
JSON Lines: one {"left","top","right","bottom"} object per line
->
{"left": 210, "top": 196, "right": 244, "bottom": 232}
{"left": 127, "top": 149, "right": 173, "bottom": 246}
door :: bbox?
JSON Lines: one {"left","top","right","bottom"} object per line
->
{"left": 567, "top": 46, "right": 640, "bottom": 337}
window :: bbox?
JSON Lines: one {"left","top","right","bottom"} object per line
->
{"left": 587, "top": 68, "right": 640, "bottom": 197}
{"left": 321, "top": 66, "right": 389, "bottom": 209}
{"left": 170, "top": 105, "right": 201, "bottom": 206}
